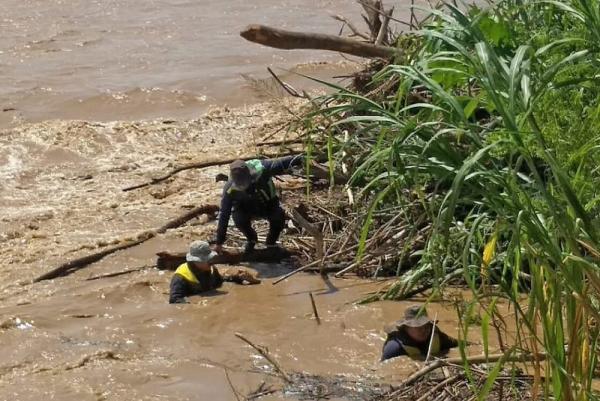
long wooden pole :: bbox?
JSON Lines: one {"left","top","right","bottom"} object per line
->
{"left": 240, "top": 24, "right": 398, "bottom": 59}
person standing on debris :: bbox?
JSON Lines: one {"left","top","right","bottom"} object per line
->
{"left": 214, "top": 155, "right": 304, "bottom": 254}
{"left": 169, "top": 240, "right": 260, "bottom": 304}
{"left": 381, "top": 305, "right": 458, "bottom": 361}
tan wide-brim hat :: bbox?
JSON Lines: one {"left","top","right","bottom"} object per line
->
{"left": 384, "top": 305, "right": 436, "bottom": 334}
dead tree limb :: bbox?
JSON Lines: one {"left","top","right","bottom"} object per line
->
{"left": 234, "top": 332, "right": 292, "bottom": 383}
{"left": 397, "top": 352, "right": 547, "bottom": 389}
{"left": 156, "top": 247, "right": 294, "bottom": 270}
{"left": 85, "top": 265, "right": 153, "bottom": 281}
{"left": 122, "top": 151, "right": 294, "bottom": 192}
{"left": 289, "top": 205, "right": 324, "bottom": 262}
{"left": 240, "top": 24, "right": 398, "bottom": 59}
{"left": 33, "top": 205, "right": 219, "bottom": 282}
{"left": 358, "top": 0, "right": 412, "bottom": 27}
{"left": 267, "top": 67, "right": 305, "bottom": 98}
{"left": 309, "top": 292, "right": 321, "bottom": 325}
{"left": 375, "top": 7, "right": 394, "bottom": 45}
{"left": 331, "top": 15, "right": 371, "bottom": 40}
{"left": 360, "top": 0, "right": 383, "bottom": 40}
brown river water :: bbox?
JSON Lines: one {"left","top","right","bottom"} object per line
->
{"left": 0, "top": 1, "right": 501, "bottom": 400}
{"left": 0, "top": 0, "right": 370, "bottom": 128}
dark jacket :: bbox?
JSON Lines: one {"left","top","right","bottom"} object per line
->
{"left": 169, "top": 264, "right": 224, "bottom": 304}
{"left": 381, "top": 328, "right": 458, "bottom": 361}
{"left": 215, "top": 155, "right": 303, "bottom": 245}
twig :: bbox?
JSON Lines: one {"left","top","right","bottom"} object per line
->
{"left": 332, "top": 15, "right": 371, "bottom": 40}
{"left": 357, "top": 0, "right": 412, "bottom": 27}
{"left": 235, "top": 332, "right": 292, "bottom": 383}
{"left": 410, "top": 0, "right": 417, "bottom": 30}
{"left": 425, "top": 312, "right": 439, "bottom": 363}
{"left": 309, "top": 292, "right": 321, "bottom": 325}
{"left": 375, "top": 7, "right": 394, "bottom": 45}
{"left": 415, "top": 374, "right": 464, "bottom": 401}
{"left": 85, "top": 265, "right": 153, "bottom": 281}
{"left": 223, "top": 367, "right": 242, "bottom": 401}
{"left": 272, "top": 244, "right": 360, "bottom": 285}
{"left": 397, "top": 352, "right": 547, "bottom": 389}
{"left": 267, "top": 67, "right": 306, "bottom": 98}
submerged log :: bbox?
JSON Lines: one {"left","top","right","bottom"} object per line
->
{"left": 156, "top": 247, "right": 295, "bottom": 270}
{"left": 240, "top": 24, "right": 398, "bottom": 58}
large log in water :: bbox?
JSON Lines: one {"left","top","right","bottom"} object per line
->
{"left": 240, "top": 24, "right": 398, "bottom": 59}
{"left": 156, "top": 248, "right": 295, "bottom": 270}
{"left": 33, "top": 204, "right": 219, "bottom": 282}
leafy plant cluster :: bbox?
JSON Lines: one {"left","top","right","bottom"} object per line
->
{"left": 304, "top": 0, "right": 600, "bottom": 399}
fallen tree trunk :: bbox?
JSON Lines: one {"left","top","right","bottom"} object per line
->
{"left": 156, "top": 247, "right": 295, "bottom": 270}
{"left": 240, "top": 24, "right": 398, "bottom": 58}
{"left": 33, "top": 204, "right": 219, "bottom": 282}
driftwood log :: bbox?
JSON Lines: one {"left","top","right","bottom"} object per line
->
{"left": 33, "top": 204, "right": 219, "bottom": 283}
{"left": 240, "top": 24, "right": 398, "bottom": 58}
{"left": 156, "top": 247, "right": 295, "bottom": 270}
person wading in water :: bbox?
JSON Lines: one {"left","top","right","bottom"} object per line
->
{"left": 214, "top": 155, "right": 304, "bottom": 254}
{"left": 169, "top": 240, "right": 259, "bottom": 304}
{"left": 381, "top": 305, "right": 459, "bottom": 361}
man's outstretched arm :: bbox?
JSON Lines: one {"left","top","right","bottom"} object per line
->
{"left": 261, "top": 155, "right": 304, "bottom": 176}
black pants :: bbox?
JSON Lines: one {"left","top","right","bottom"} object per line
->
{"left": 232, "top": 205, "right": 286, "bottom": 245}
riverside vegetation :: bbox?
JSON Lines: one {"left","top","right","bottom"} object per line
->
{"left": 292, "top": 0, "right": 600, "bottom": 399}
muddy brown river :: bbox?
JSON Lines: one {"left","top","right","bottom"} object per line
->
{"left": 0, "top": 0, "right": 369, "bottom": 128}
{"left": 0, "top": 1, "right": 495, "bottom": 400}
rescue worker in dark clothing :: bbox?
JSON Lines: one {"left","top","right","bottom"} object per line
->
{"left": 381, "top": 305, "right": 459, "bottom": 361}
{"left": 169, "top": 240, "right": 259, "bottom": 304}
{"left": 214, "top": 155, "right": 304, "bottom": 254}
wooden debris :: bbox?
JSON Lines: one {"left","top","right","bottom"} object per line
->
{"left": 122, "top": 151, "right": 295, "bottom": 192}
{"left": 240, "top": 24, "right": 398, "bottom": 58}
{"left": 156, "top": 247, "right": 295, "bottom": 270}
{"left": 235, "top": 332, "right": 292, "bottom": 383}
{"left": 33, "top": 205, "right": 219, "bottom": 282}
{"left": 85, "top": 265, "right": 153, "bottom": 281}
{"left": 397, "top": 352, "right": 547, "bottom": 389}
{"left": 309, "top": 292, "right": 321, "bottom": 325}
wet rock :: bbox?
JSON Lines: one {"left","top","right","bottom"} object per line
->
{"left": 34, "top": 210, "right": 54, "bottom": 221}
{"left": 26, "top": 222, "right": 40, "bottom": 230}
{"left": 150, "top": 187, "right": 177, "bottom": 200}
{"left": 0, "top": 317, "right": 34, "bottom": 331}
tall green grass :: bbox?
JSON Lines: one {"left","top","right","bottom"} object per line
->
{"left": 305, "top": 0, "right": 600, "bottom": 399}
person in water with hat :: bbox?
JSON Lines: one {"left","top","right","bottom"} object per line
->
{"left": 381, "top": 305, "right": 459, "bottom": 361}
{"left": 169, "top": 240, "right": 259, "bottom": 304}
{"left": 214, "top": 155, "right": 304, "bottom": 254}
